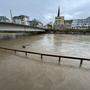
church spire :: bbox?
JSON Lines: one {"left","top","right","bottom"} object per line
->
{"left": 57, "top": 6, "right": 60, "bottom": 17}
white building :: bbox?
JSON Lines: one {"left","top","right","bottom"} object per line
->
{"left": 0, "top": 16, "right": 10, "bottom": 23}
{"left": 65, "top": 20, "right": 73, "bottom": 29}
{"left": 12, "top": 16, "right": 21, "bottom": 24}
{"left": 13, "top": 15, "right": 30, "bottom": 25}
{"left": 71, "top": 17, "right": 90, "bottom": 29}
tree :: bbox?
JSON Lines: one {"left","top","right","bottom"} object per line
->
{"left": 30, "top": 19, "right": 39, "bottom": 27}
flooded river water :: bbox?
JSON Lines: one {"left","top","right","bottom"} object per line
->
{"left": 0, "top": 34, "right": 90, "bottom": 90}
{"left": 0, "top": 34, "right": 90, "bottom": 58}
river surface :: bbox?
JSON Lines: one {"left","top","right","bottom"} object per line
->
{"left": 0, "top": 34, "right": 90, "bottom": 90}
{"left": 0, "top": 34, "right": 90, "bottom": 58}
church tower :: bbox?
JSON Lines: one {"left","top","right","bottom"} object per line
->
{"left": 57, "top": 6, "right": 60, "bottom": 17}
{"left": 53, "top": 6, "right": 65, "bottom": 30}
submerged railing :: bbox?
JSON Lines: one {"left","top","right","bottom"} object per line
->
{"left": 0, "top": 46, "right": 90, "bottom": 67}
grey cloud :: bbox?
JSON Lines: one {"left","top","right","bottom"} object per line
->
{"left": 0, "top": 0, "right": 90, "bottom": 23}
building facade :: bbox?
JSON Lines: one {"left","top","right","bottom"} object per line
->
{"left": 13, "top": 15, "right": 30, "bottom": 25}
{"left": 65, "top": 20, "right": 73, "bottom": 29}
{"left": 0, "top": 16, "right": 10, "bottom": 23}
{"left": 53, "top": 7, "right": 65, "bottom": 30}
{"left": 71, "top": 17, "right": 90, "bottom": 29}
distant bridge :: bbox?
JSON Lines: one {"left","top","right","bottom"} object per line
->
{"left": 0, "top": 22, "right": 46, "bottom": 33}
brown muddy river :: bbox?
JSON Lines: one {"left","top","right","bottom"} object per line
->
{"left": 0, "top": 34, "right": 90, "bottom": 90}
{"left": 0, "top": 34, "right": 90, "bottom": 58}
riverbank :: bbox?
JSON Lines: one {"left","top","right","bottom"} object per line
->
{"left": 0, "top": 31, "right": 44, "bottom": 40}
{"left": 46, "top": 29, "right": 90, "bottom": 35}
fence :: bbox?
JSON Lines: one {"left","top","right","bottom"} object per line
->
{"left": 0, "top": 47, "right": 90, "bottom": 67}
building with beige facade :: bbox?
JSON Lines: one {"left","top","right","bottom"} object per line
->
{"left": 53, "top": 7, "right": 65, "bottom": 30}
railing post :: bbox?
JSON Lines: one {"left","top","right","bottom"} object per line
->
{"left": 41, "top": 54, "right": 43, "bottom": 59}
{"left": 79, "top": 59, "right": 83, "bottom": 67}
{"left": 25, "top": 52, "right": 28, "bottom": 56}
{"left": 14, "top": 50, "right": 16, "bottom": 54}
{"left": 41, "top": 54, "right": 43, "bottom": 61}
{"left": 58, "top": 57, "right": 61, "bottom": 64}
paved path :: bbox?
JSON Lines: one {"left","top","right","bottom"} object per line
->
{"left": 0, "top": 50, "right": 90, "bottom": 90}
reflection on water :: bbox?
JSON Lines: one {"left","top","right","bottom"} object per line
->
{"left": 0, "top": 34, "right": 90, "bottom": 58}
{"left": 0, "top": 33, "right": 25, "bottom": 40}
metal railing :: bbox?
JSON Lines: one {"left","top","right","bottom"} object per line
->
{"left": 0, "top": 46, "right": 90, "bottom": 67}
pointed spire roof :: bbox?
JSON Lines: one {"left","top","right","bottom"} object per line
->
{"left": 57, "top": 6, "right": 60, "bottom": 17}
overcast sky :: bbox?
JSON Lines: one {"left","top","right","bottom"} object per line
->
{"left": 0, "top": 0, "right": 90, "bottom": 24}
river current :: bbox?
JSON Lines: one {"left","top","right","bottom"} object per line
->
{"left": 0, "top": 34, "right": 90, "bottom": 58}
